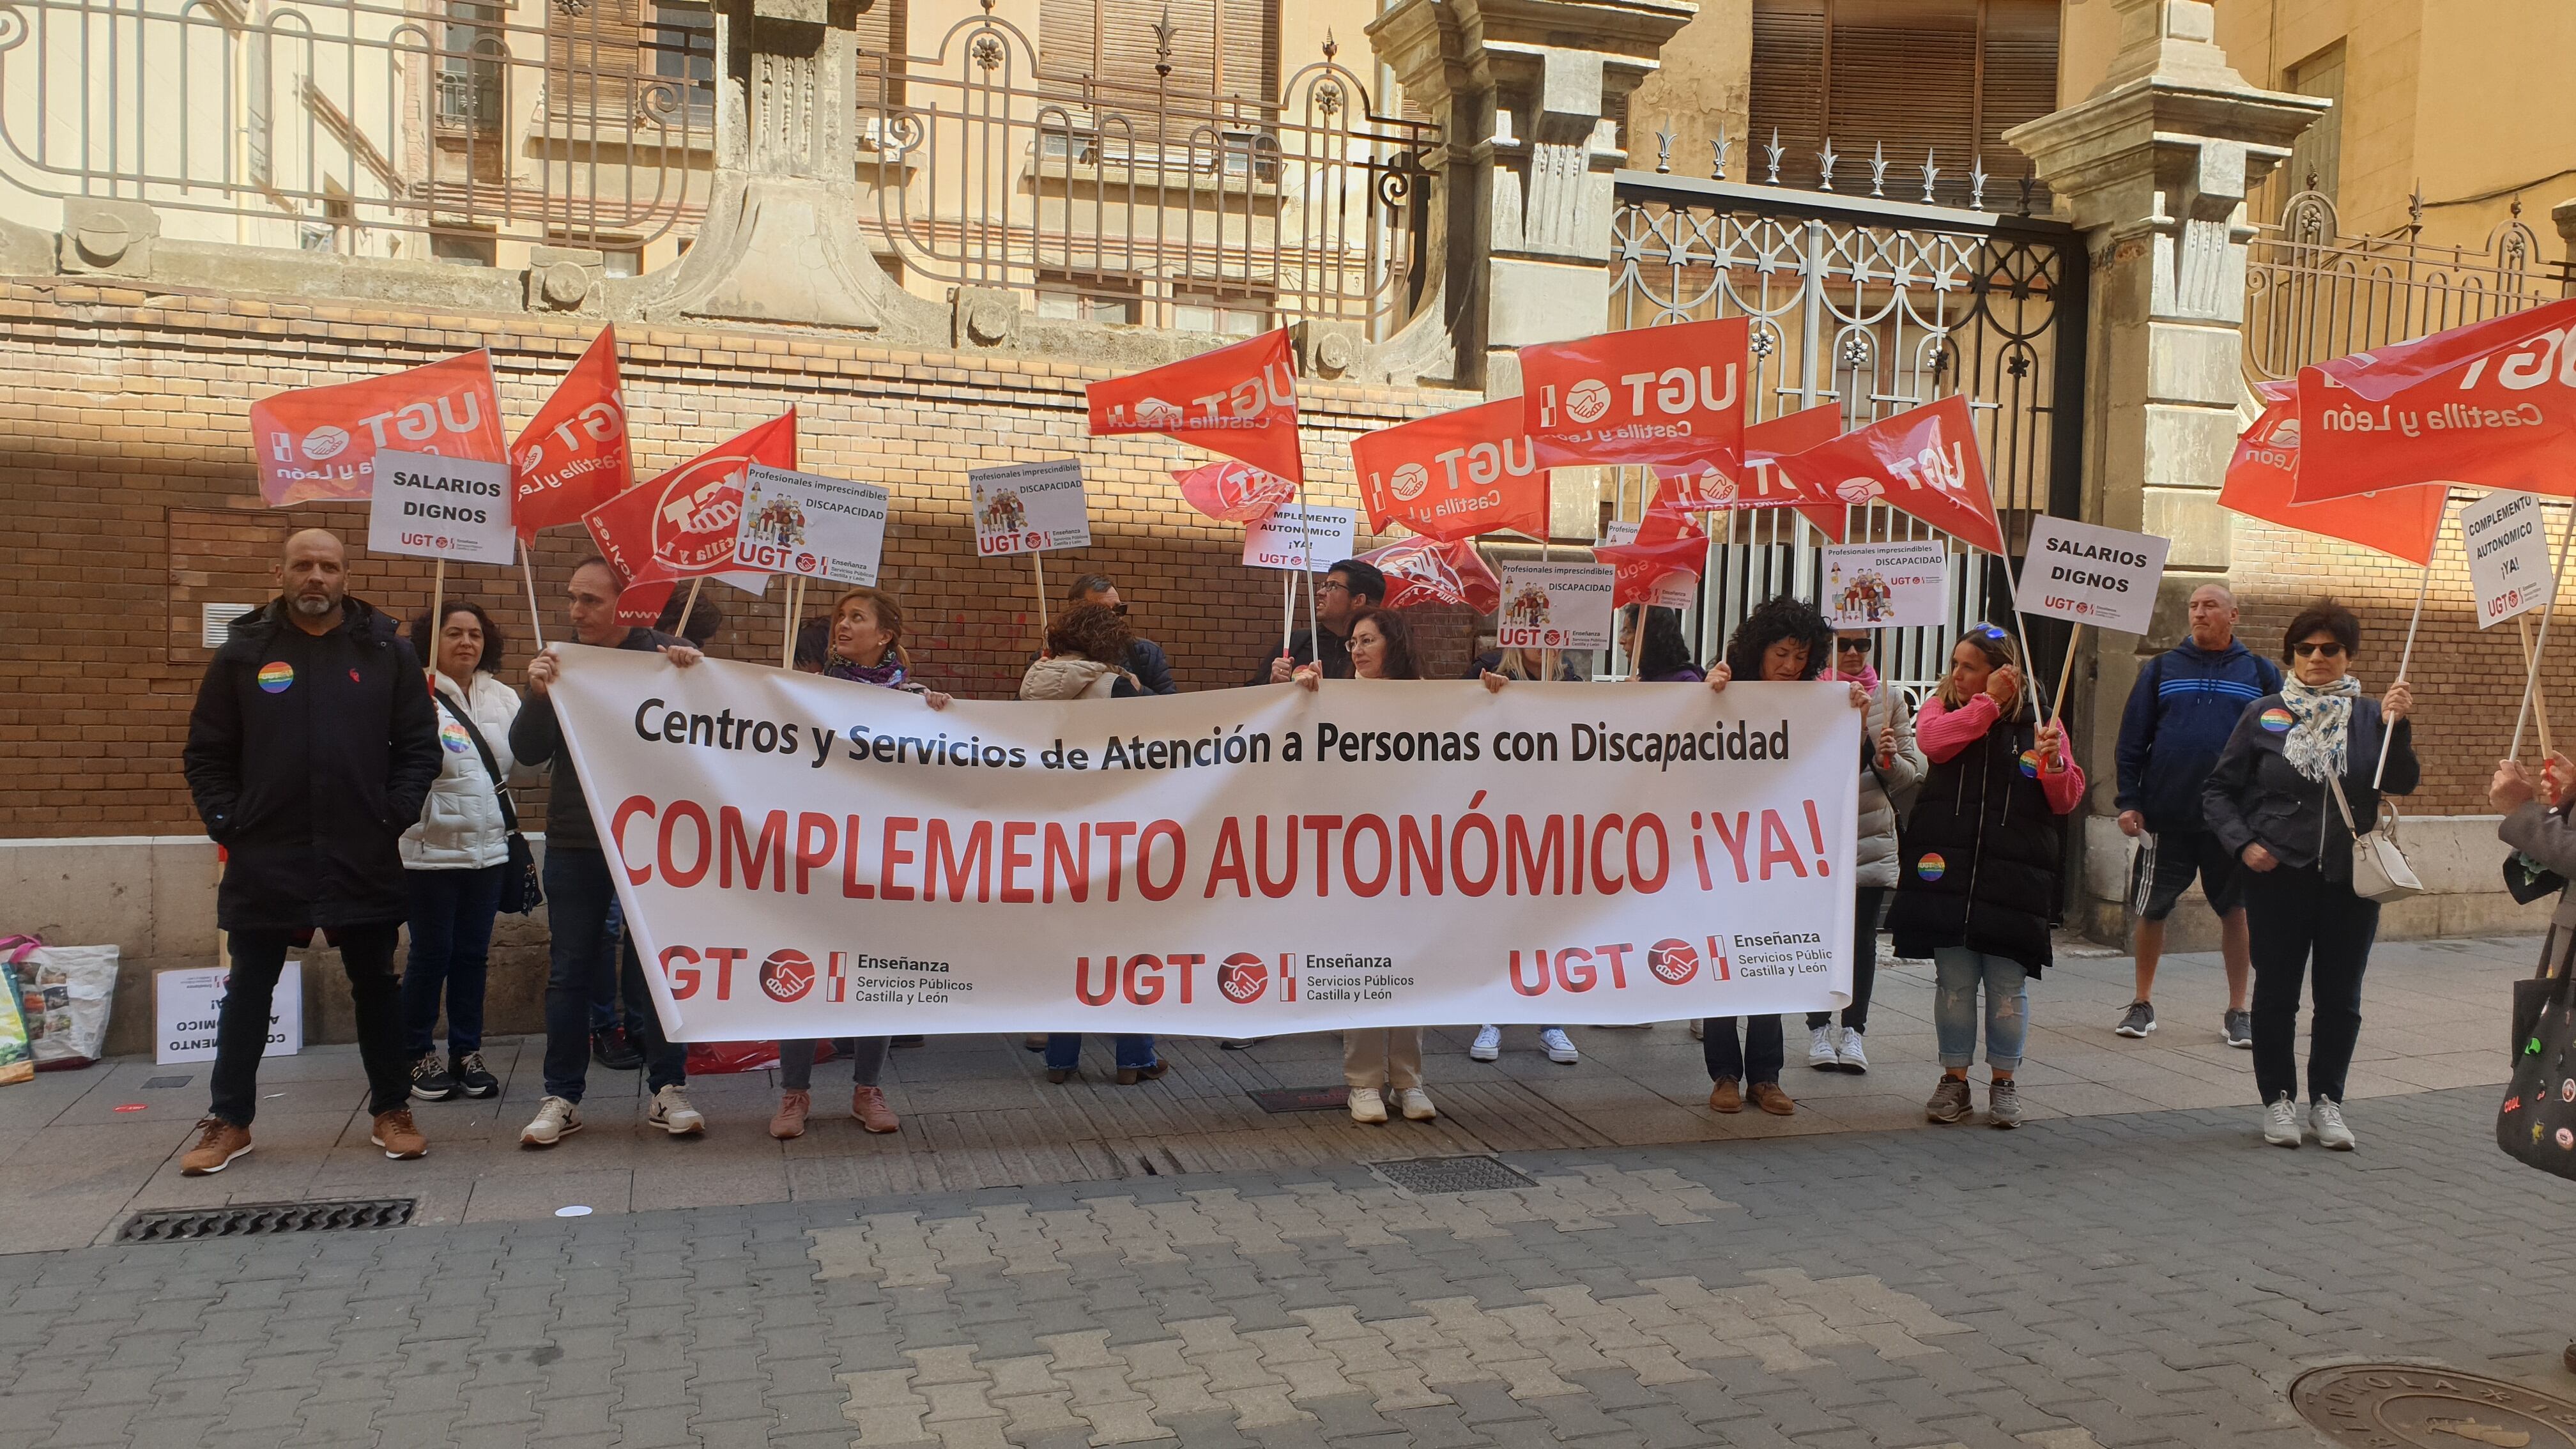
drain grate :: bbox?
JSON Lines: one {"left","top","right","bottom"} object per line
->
{"left": 116, "top": 1198, "right": 415, "bottom": 1243}
{"left": 1247, "top": 1085, "right": 1349, "bottom": 1114}
{"left": 1371, "top": 1156, "right": 1535, "bottom": 1195}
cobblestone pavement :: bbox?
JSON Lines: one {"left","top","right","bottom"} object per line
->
{"left": 4, "top": 1081, "right": 2573, "bottom": 1449}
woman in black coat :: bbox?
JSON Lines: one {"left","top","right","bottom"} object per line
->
{"left": 2203, "top": 599, "right": 2415, "bottom": 1153}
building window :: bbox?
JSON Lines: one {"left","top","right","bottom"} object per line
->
{"left": 647, "top": 0, "right": 717, "bottom": 119}
{"left": 438, "top": 0, "right": 505, "bottom": 132}
{"left": 1036, "top": 272, "right": 1144, "bottom": 325}
{"left": 1039, "top": 0, "right": 1278, "bottom": 102}
{"left": 2286, "top": 41, "right": 2344, "bottom": 203}
{"left": 1171, "top": 284, "right": 1269, "bottom": 337}
{"left": 431, "top": 229, "right": 498, "bottom": 266}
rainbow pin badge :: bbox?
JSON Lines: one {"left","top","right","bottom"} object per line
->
{"left": 257, "top": 661, "right": 295, "bottom": 694}
{"left": 439, "top": 720, "right": 473, "bottom": 754}
{"left": 2259, "top": 707, "right": 2294, "bottom": 733}
{"left": 1916, "top": 852, "right": 1947, "bottom": 882}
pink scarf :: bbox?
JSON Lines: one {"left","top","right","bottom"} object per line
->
{"left": 1826, "top": 662, "right": 1882, "bottom": 694}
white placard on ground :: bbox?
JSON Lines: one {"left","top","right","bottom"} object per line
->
{"left": 733, "top": 464, "right": 892, "bottom": 584}
{"left": 1822, "top": 541, "right": 1950, "bottom": 629}
{"left": 2015, "top": 515, "right": 2170, "bottom": 634}
{"left": 1496, "top": 562, "right": 1616, "bottom": 650}
{"left": 1602, "top": 521, "right": 1699, "bottom": 610}
{"left": 155, "top": 962, "right": 302, "bottom": 1065}
{"left": 2462, "top": 489, "right": 2554, "bottom": 628}
{"left": 968, "top": 459, "right": 1092, "bottom": 557}
{"left": 1242, "top": 504, "right": 1358, "bottom": 572}
{"left": 365, "top": 450, "right": 514, "bottom": 563}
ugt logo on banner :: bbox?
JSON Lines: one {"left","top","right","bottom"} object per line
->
{"left": 1519, "top": 317, "right": 1747, "bottom": 472}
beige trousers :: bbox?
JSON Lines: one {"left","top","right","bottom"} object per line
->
{"left": 1342, "top": 1028, "right": 1424, "bottom": 1090}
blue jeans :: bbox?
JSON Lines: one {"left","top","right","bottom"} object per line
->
{"left": 543, "top": 847, "right": 684, "bottom": 1103}
{"left": 1933, "top": 947, "right": 2029, "bottom": 1071}
{"left": 401, "top": 864, "right": 504, "bottom": 1057}
{"left": 1045, "top": 1034, "right": 1156, "bottom": 1073}
{"left": 588, "top": 899, "right": 644, "bottom": 1036}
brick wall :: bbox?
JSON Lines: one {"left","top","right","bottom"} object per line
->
{"left": 0, "top": 281, "right": 1466, "bottom": 836}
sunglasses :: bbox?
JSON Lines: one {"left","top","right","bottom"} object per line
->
{"left": 1966, "top": 624, "right": 2008, "bottom": 642}
{"left": 2292, "top": 640, "right": 2347, "bottom": 658}
{"left": 1836, "top": 638, "right": 1873, "bottom": 656}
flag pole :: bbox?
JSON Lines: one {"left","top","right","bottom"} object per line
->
{"left": 428, "top": 558, "right": 445, "bottom": 677}
{"left": 2510, "top": 503, "right": 2576, "bottom": 762}
{"left": 2048, "top": 621, "right": 2082, "bottom": 726}
{"left": 1995, "top": 546, "right": 2050, "bottom": 724}
{"left": 780, "top": 574, "right": 797, "bottom": 670}
{"left": 1032, "top": 551, "right": 1050, "bottom": 643}
{"left": 519, "top": 535, "right": 546, "bottom": 650}
{"left": 679, "top": 576, "right": 704, "bottom": 640}
{"left": 2373, "top": 561, "right": 2431, "bottom": 788}
{"left": 2520, "top": 611, "right": 2557, "bottom": 762}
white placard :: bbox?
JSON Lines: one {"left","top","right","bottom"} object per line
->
{"left": 733, "top": 464, "right": 891, "bottom": 585}
{"left": 365, "top": 450, "right": 514, "bottom": 563}
{"left": 1602, "top": 521, "right": 1698, "bottom": 610}
{"left": 1823, "top": 542, "right": 1950, "bottom": 629}
{"left": 1496, "top": 562, "right": 1616, "bottom": 650}
{"left": 1242, "top": 504, "right": 1358, "bottom": 572}
{"left": 968, "top": 459, "right": 1092, "bottom": 557}
{"left": 2015, "top": 516, "right": 2170, "bottom": 634}
{"left": 155, "top": 962, "right": 302, "bottom": 1065}
{"left": 200, "top": 602, "right": 254, "bottom": 647}
{"left": 2462, "top": 489, "right": 2554, "bottom": 628}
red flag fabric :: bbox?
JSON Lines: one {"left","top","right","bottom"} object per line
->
{"left": 1774, "top": 395, "right": 2002, "bottom": 555}
{"left": 249, "top": 351, "right": 506, "bottom": 507}
{"left": 1597, "top": 478, "right": 1711, "bottom": 608}
{"left": 1173, "top": 459, "right": 1299, "bottom": 523}
{"left": 1741, "top": 404, "right": 1852, "bottom": 542}
{"left": 513, "top": 327, "right": 632, "bottom": 539}
{"left": 1351, "top": 397, "right": 1551, "bottom": 542}
{"left": 583, "top": 412, "right": 797, "bottom": 588}
{"left": 1519, "top": 317, "right": 1747, "bottom": 472}
{"left": 2294, "top": 295, "right": 2576, "bottom": 502}
{"left": 1087, "top": 329, "right": 1303, "bottom": 483}
{"left": 1355, "top": 536, "right": 1502, "bottom": 614}
{"left": 2221, "top": 394, "right": 2447, "bottom": 567}
{"left": 615, "top": 578, "right": 676, "bottom": 629}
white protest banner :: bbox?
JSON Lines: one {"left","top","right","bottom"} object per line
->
{"left": 365, "top": 450, "right": 514, "bottom": 563}
{"left": 2015, "top": 516, "right": 2170, "bottom": 634}
{"left": 546, "top": 651, "right": 1859, "bottom": 1038}
{"left": 1603, "top": 521, "right": 1697, "bottom": 609}
{"left": 2462, "top": 489, "right": 2554, "bottom": 627}
{"left": 969, "top": 459, "right": 1092, "bottom": 557}
{"left": 155, "top": 962, "right": 302, "bottom": 1065}
{"left": 1242, "top": 503, "right": 1359, "bottom": 572}
{"left": 1822, "top": 541, "right": 1949, "bottom": 628}
{"left": 735, "top": 464, "right": 891, "bottom": 585}
{"left": 1496, "top": 563, "right": 1617, "bottom": 650}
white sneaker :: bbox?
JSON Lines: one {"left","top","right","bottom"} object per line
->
{"left": 1347, "top": 1087, "right": 1389, "bottom": 1124}
{"left": 2263, "top": 1093, "right": 2301, "bottom": 1148}
{"left": 1687, "top": 1018, "right": 1704, "bottom": 1040}
{"left": 1539, "top": 1028, "right": 1579, "bottom": 1064}
{"left": 1397, "top": 1087, "right": 1438, "bottom": 1121}
{"left": 1836, "top": 1029, "right": 1869, "bottom": 1075}
{"left": 2310, "top": 1100, "right": 2356, "bottom": 1151}
{"left": 1807, "top": 1025, "right": 1840, "bottom": 1070}
{"left": 519, "top": 1095, "right": 582, "bottom": 1148}
{"left": 1469, "top": 1025, "right": 1502, "bottom": 1061}
{"left": 647, "top": 1085, "right": 705, "bottom": 1136}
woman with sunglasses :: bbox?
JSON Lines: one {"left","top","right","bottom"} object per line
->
{"left": 1889, "top": 624, "right": 2084, "bottom": 1128}
{"left": 1808, "top": 630, "right": 1924, "bottom": 1074}
{"left": 2203, "top": 600, "right": 2415, "bottom": 1151}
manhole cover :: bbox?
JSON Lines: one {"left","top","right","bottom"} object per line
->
{"left": 116, "top": 1199, "right": 416, "bottom": 1243}
{"left": 1371, "top": 1156, "right": 1535, "bottom": 1194}
{"left": 1248, "top": 1086, "right": 1348, "bottom": 1114}
{"left": 2292, "top": 1365, "right": 2576, "bottom": 1448}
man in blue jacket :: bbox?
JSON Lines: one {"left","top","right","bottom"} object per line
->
{"left": 2113, "top": 583, "right": 2281, "bottom": 1046}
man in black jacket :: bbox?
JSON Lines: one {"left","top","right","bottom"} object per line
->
{"left": 510, "top": 558, "right": 707, "bottom": 1148}
{"left": 179, "top": 529, "right": 443, "bottom": 1174}
{"left": 1246, "top": 558, "right": 1385, "bottom": 685}
{"left": 1062, "top": 573, "right": 1177, "bottom": 693}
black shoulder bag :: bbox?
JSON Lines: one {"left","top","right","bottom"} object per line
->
{"left": 435, "top": 687, "right": 544, "bottom": 914}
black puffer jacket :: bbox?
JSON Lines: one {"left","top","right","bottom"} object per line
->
{"left": 183, "top": 596, "right": 442, "bottom": 932}
{"left": 2202, "top": 693, "right": 2416, "bottom": 883}
{"left": 1886, "top": 698, "right": 2069, "bottom": 975}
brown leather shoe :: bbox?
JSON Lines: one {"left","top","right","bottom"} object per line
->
{"left": 1707, "top": 1078, "right": 1742, "bottom": 1113}
{"left": 370, "top": 1108, "right": 428, "bottom": 1160}
{"left": 850, "top": 1085, "right": 899, "bottom": 1133}
{"left": 1116, "top": 1061, "right": 1170, "bottom": 1086}
{"left": 180, "top": 1117, "right": 252, "bottom": 1175}
{"left": 1749, "top": 1082, "right": 1796, "bottom": 1116}
{"left": 769, "top": 1089, "right": 811, "bottom": 1140}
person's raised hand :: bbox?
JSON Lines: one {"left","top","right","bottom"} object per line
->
{"left": 1705, "top": 662, "right": 1731, "bottom": 694}
{"left": 2382, "top": 678, "right": 2412, "bottom": 722}
{"left": 2492, "top": 758, "right": 2537, "bottom": 813}
{"left": 1985, "top": 664, "right": 2021, "bottom": 711}
{"left": 663, "top": 644, "right": 704, "bottom": 669}
{"left": 1292, "top": 663, "right": 1322, "bottom": 693}
{"left": 526, "top": 648, "right": 560, "bottom": 696}
{"left": 923, "top": 691, "right": 953, "bottom": 711}
{"left": 2117, "top": 809, "right": 2145, "bottom": 839}
{"left": 1269, "top": 654, "right": 1296, "bottom": 685}
{"left": 2034, "top": 719, "right": 2066, "bottom": 767}
{"left": 1482, "top": 670, "right": 1510, "bottom": 694}
{"left": 1877, "top": 718, "right": 1897, "bottom": 770}
{"left": 2545, "top": 751, "right": 2575, "bottom": 809}
{"left": 1847, "top": 680, "right": 1869, "bottom": 710}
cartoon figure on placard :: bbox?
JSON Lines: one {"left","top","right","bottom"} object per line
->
{"left": 742, "top": 479, "right": 808, "bottom": 549}
{"left": 1840, "top": 570, "right": 1892, "bottom": 623}
{"left": 979, "top": 489, "right": 1028, "bottom": 533}
{"left": 1505, "top": 585, "right": 1552, "bottom": 630}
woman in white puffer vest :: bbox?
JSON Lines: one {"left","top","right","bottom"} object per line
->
{"left": 401, "top": 601, "right": 524, "bottom": 1105}
{"left": 1805, "top": 629, "right": 1926, "bottom": 1075}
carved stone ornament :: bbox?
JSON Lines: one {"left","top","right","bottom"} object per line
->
{"left": 953, "top": 287, "right": 1021, "bottom": 348}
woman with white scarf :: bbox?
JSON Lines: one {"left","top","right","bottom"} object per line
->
{"left": 2203, "top": 600, "right": 2416, "bottom": 1151}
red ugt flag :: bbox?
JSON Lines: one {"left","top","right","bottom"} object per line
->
{"left": 514, "top": 327, "right": 633, "bottom": 539}
{"left": 1351, "top": 397, "right": 1551, "bottom": 542}
{"left": 1597, "top": 476, "right": 1710, "bottom": 608}
{"left": 249, "top": 351, "right": 507, "bottom": 507}
{"left": 1774, "top": 395, "right": 2002, "bottom": 555}
{"left": 1089, "top": 329, "right": 1304, "bottom": 484}
{"left": 2293, "top": 295, "right": 2576, "bottom": 503}
{"left": 1355, "top": 536, "right": 1503, "bottom": 614}
{"left": 583, "top": 411, "right": 797, "bottom": 589}
{"left": 2221, "top": 392, "right": 2447, "bottom": 567}
{"left": 1519, "top": 316, "right": 1747, "bottom": 473}
{"left": 1172, "top": 459, "right": 1300, "bottom": 523}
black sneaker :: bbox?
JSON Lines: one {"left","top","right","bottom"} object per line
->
{"left": 410, "top": 1052, "right": 458, "bottom": 1101}
{"left": 592, "top": 1027, "right": 643, "bottom": 1071}
{"left": 451, "top": 1051, "right": 499, "bottom": 1099}
{"left": 2113, "top": 1001, "right": 2157, "bottom": 1038}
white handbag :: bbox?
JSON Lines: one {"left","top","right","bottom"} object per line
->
{"left": 2327, "top": 774, "right": 2424, "bottom": 903}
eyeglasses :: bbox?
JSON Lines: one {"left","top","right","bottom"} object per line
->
{"left": 1314, "top": 580, "right": 1351, "bottom": 597}
{"left": 1836, "top": 638, "right": 1873, "bottom": 656}
{"left": 2292, "top": 641, "right": 2348, "bottom": 658}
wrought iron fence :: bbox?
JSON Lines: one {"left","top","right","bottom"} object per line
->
{"left": 855, "top": 10, "right": 1436, "bottom": 332}
{"left": 2243, "top": 188, "right": 2576, "bottom": 387}
{"left": 1600, "top": 173, "right": 2085, "bottom": 702}
{"left": 0, "top": 0, "right": 711, "bottom": 254}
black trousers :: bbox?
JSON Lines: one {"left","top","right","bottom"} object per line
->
{"left": 1809, "top": 886, "right": 1886, "bottom": 1033}
{"left": 1703, "top": 1015, "right": 1784, "bottom": 1085}
{"left": 210, "top": 924, "right": 410, "bottom": 1126}
{"left": 2242, "top": 862, "right": 2379, "bottom": 1106}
